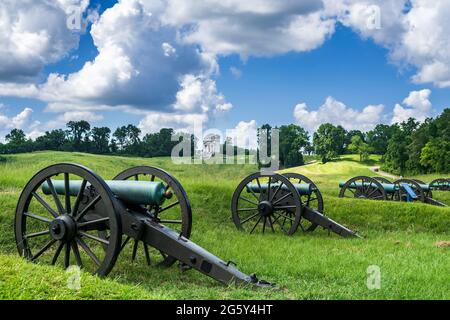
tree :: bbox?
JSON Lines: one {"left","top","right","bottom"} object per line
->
{"left": 334, "top": 125, "right": 347, "bottom": 155}
{"left": 366, "top": 124, "right": 396, "bottom": 155}
{"left": 348, "top": 135, "right": 371, "bottom": 162}
{"left": 5, "top": 129, "right": 26, "bottom": 145}
{"left": 313, "top": 123, "right": 342, "bottom": 163}
{"left": 279, "top": 124, "right": 309, "bottom": 168}
{"left": 113, "top": 126, "right": 128, "bottom": 150}
{"left": 420, "top": 138, "right": 450, "bottom": 173}
{"left": 344, "top": 130, "right": 365, "bottom": 153}
{"left": 382, "top": 130, "right": 409, "bottom": 174}
{"left": 35, "top": 129, "right": 67, "bottom": 150}
{"left": 66, "top": 120, "right": 91, "bottom": 151}
{"left": 113, "top": 124, "right": 141, "bottom": 153}
{"left": 91, "top": 127, "right": 111, "bottom": 154}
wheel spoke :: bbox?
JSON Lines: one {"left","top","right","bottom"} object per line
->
{"left": 262, "top": 217, "right": 267, "bottom": 234}
{"left": 75, "top": 195, "right": 101, "bottom": 221}
{"left": 274, "top": 205, "right": 297, "bottom": 210}
{"left": 76, "top": 237, "right": 101, "bottom": 266}
{"left": 51, "top": 241, "right": 65, "bottom": 265}
{"left": 240, "top": 212, "right": 260, "bottom": 225}
{"left": 46, "top": 178, "right": 65, "bottom": 215}
{"left": 270, "top": 182, "right": 284, "bottom": 202}
{"left": 272, "top": 192, "right": 293, "bottom": 205}
{"left": 237, "top": 207, "right": 259, "bottom": 212}
{"left": 24, "top": 212, "right": 52, "bottom": 224}
{"left": 32, "top": 192, "right": 59, "bottom": 218}
{"left": 275, "top": 212, "right": 295, "bottom": 222}
{"left": 78, "top": 231, "right": 110, "bottom": 245}
{"left": 31, "top": 239, "right": 56, "bottom": 261}
{"left": 143, "top": 244, "right": 151, "bottom": 265}
{"left": 77, "top": 217, "right": 110, "bottom": 228}
{"left": 25, "top": 230, "right": 50, "bottom": 239}
{"left": 64, "top": 243, "right": 71, "bottom": 268}
{"left": 249, "top": 216, "right": 262, "bottom": 234}
{"left": 71, "top": 241, "right": 83, "bottom": 267}
{"left": 72, "top": 179, "right": 87, "bottom": 216}
{"left": 158, "top": 201, "right": 180, "bottom": 214}
{"left": 239, "top": 196, "right": 258, "bottom": 206}
{"left": 275, "top": 218, "right": 288, "bottom": 233}
{"left": 119, "top": 236, "right": 131, "bottom": 253}
{"left": 64, "top": 173, "right": 71, "bottom": 215}
{"left": 132, "top": 240, "right": 139, "bottom": 261}
{"left": 268, "top": 216, "right": 275, "bottom": 233}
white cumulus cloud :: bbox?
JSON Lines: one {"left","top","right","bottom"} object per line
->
{"left": 293, "top": 97, "right": 384, "bottom": 132}
{"left": 226, "top": 120, "right": 258, "bottom": 150}
{"left": 391, "top": 89, "right": 432, "bottom": 123}
{"left": 0, "top": 0, "right": 89, "bottom": 82}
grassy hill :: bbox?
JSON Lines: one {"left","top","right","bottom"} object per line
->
{"left": 0, "top": 152, "right": 449, "bottom": 299}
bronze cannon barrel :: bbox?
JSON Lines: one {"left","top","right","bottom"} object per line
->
{"left": 246, "top": 182, "right": 313, "bottom": 195}
{"left": 338, "top": 181, "right": 431, "bottom": 193}
{"left": 42, "top": 180, "right": 168, "bottom": 206}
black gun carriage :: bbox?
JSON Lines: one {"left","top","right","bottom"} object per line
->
{"left": 14, "top": 163, "right": 272, "bottom": 287}
{"left": 231, "top": 172, "right": 359, "bottom": 238}
{"left": 339, "top": 176, "right": 449, "bottom": 207}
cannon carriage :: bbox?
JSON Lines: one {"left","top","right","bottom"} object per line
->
{"left": 339, "top": 176, "right": 448, "bottom": 207}
{"left": 231, "top": 172, "right": 359, "bottom": 238}
{"left": 14, "top": 163, "right": 272, "bottom": 287}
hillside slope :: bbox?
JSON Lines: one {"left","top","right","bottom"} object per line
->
{"left": 0, "top": 152, "right": 449, "bottom": 299}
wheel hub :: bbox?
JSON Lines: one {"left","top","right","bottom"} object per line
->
{"left": 49, "top": 215, "right": 77, "bottom": 241}
{"left": 258, "top": 201, "right": 274, "bottom": 217}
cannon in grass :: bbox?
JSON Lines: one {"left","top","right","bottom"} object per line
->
{"left": 231, "top": 172, "right": 359, "bottom": 238}
{"left": 339, "top": 176, "right": 448, "bottom": 207}
{"left": 14, "top": 163, "right": 272, "bottom": 287}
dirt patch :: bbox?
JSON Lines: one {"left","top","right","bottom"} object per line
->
{"left": 434, "top": 241, "right": 450, "bottom": 248}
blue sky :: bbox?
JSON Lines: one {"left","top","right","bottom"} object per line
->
{"left": 0, "top": 0, "right": 449, "bottom": 142}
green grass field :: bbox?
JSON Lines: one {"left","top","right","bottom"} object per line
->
{"left": 0, "top": 152, "right": 449, "bottom": 300}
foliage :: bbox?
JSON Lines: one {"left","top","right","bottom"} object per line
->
{"left": 279, "top": 124, "right": 309, "bottom": 168}
{"left": 347, "top": 135, "right": 371, "bottom": 162}
{"left": 0, "top": 152, "right": 449, "bottom": 299}
{"left": 313, "top": 123, "right": 344, "bottom": 163}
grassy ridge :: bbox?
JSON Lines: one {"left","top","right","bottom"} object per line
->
{"left": 0, "top": 152, "right": 449, "bottom": 299}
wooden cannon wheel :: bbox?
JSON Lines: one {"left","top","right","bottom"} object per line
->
{"left": 412, "top": 179, "right": 433, "bottom": 199}
{"left": 15, "top": 163, "right": 122, "bottom": 276}
{"left": 430, "top": 178, "right": 450, "bottom": 191}
{"left": 372, "top": 176, "right": 392, "bottom": 184}
{"left": 339, "top": 176, "right": 387, "bottom": 201}
{"left": 282, "top": 172, "right": 324, "bottom": 232}
{"left": 112, "top": 166, "right": 192, "bottom": 268}
{"left": 231, "top": 172, "right": 302, "bottom": 235}
{"left": 393, "top": 179, "right": 426, "bottom": 203}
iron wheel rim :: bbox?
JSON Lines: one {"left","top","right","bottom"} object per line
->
{"left": 15, "top": 163, "right": 122, "bottom": 277}
{"left": 113, "top": 166, "right": 192, "bottom": 268}
{"left": 231, "top": 172, "right": 302, "bottom": 235}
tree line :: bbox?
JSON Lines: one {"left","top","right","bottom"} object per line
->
{"left": 0, "top": 121, "right": 181, "bottom": 158}
{"left": 0, "top": 108, "right": 448, "bottom": 174}
{"left": 258, "top": 108, "right": 449, "bottom": 174}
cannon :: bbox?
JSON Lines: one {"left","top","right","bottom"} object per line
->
{"left": 231, "top": 172, "right": 359, "bottom": 238}
{"left": 14, "top": 163, "right": 272, "bottom": 287}
{"left": 339, "top": 176, "right": 448, "bottom": 207}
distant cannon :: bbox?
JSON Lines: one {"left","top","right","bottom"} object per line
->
{"left": 339, "top": 176, "right": 448, "bottom": 207}
{"left": 231, "top": 172, "right": 359, "bottom": 238}
{"left": 14, "top": 163, "right": 272, "bottom": 287}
